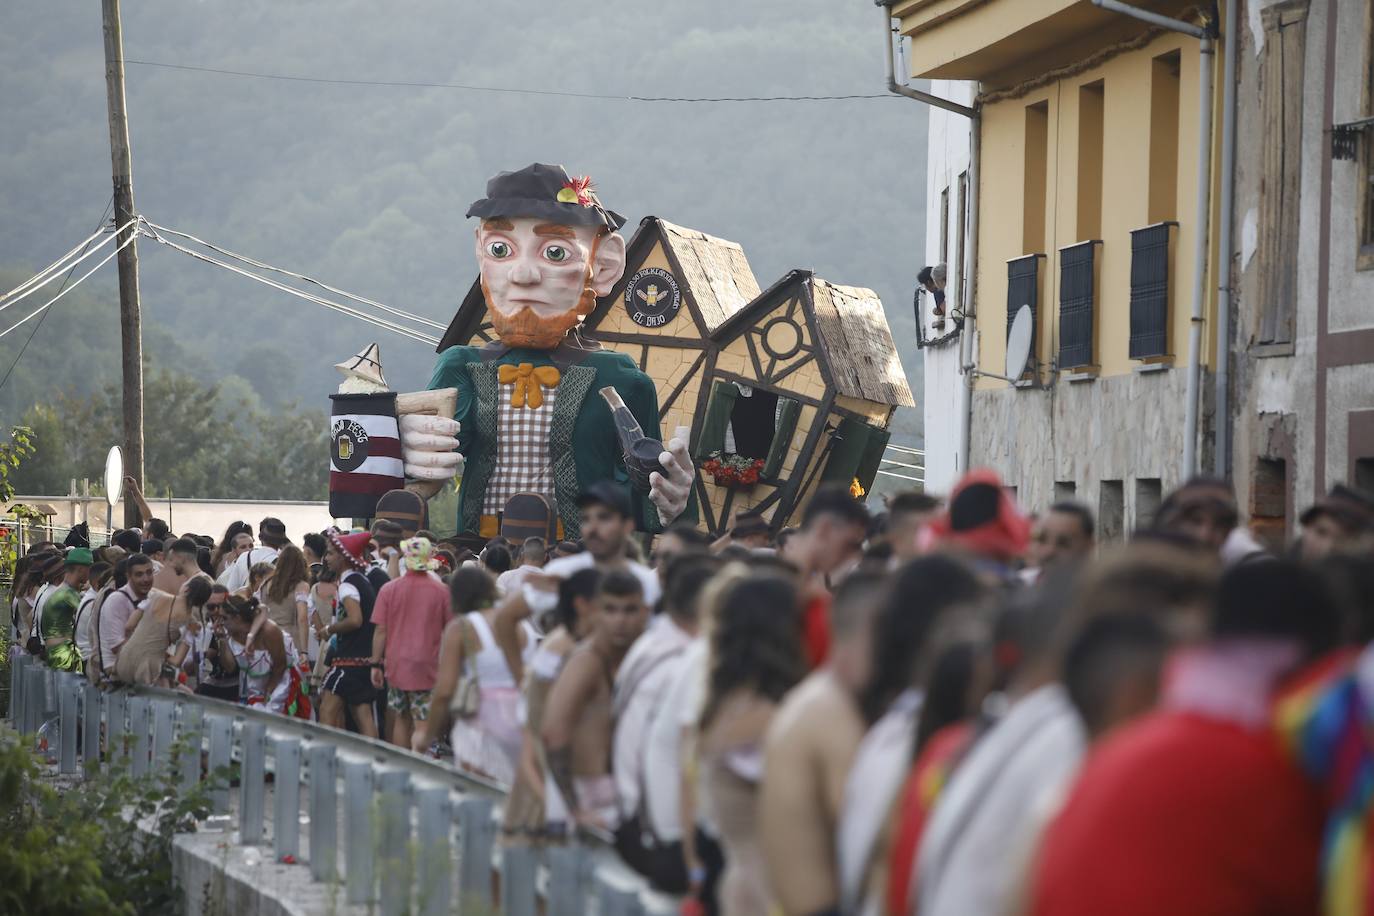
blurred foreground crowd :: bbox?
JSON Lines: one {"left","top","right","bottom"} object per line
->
{"left": 9, "top": 469, "right": 1374, "bottom": 916}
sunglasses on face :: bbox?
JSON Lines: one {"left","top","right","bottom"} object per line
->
{"left": 205, "top": 601, "right": 226, "bottom": 611}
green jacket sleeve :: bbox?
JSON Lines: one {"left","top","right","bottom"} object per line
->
{"left": 427, "top": 347, "right": 477, "bottom": 457}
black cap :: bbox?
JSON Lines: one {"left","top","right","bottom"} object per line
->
{"left": 141, "top": 538, "right": 164, "bottom": 555}
{"left": 576, "top": 480, "right": 633, "bottom": 519}
{"left": 1299, "top": 484, "right": 1374, "bottom": 531}
{"left": 466, "top": 163, "right": 625, "bottom": 231}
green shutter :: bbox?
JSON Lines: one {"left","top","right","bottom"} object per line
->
{"left": 762, "top": 398, "right": 801, "bottom": 478}
{"left": 693, "top": 381, "right": 739, "bottom": 461}
{"left": 854, "top": 426, "right": 891, "bottom": 496}
{"left": 822, "top": 416, "right": 872, "bottom": 485}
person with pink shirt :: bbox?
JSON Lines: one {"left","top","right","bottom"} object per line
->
{"left": 370, "top": 538, "right": 452, "bottom": 749}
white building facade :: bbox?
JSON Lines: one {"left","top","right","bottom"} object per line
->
{"left": 922, "top": 80, "right": 977, "bottom": 496}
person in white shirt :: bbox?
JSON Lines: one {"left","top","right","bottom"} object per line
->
{"left": 93, "top": 554, "right": 156, "bottom": 676}
{"left": 218, "top": 517, "right": 288, "bottom": 592}
{"left": 612, "top": 553, "right": 722, "bottom": 890}
{"left": 492, "top": 482, "right": 661, "bottom": 682}
{"left": 496, "top": 536, "right": 548, "bottom": 596}
{"left": 73, "top": 562, "right": 113, "bottom": 663}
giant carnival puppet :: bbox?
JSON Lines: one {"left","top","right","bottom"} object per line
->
{"left": 329, "top": 163, "right": 695, "bottom": 541}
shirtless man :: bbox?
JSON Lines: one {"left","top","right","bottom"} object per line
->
{"left": 759, "top": 573, "right": 884, "bottom": 916}
{"left": 152, "top": 538, "right": 200, "bottom": 595}
{"left": 542, "top": 569, "right": 648, "bottom": 834}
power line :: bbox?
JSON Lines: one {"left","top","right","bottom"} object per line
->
{"left": 140, "top": 220, "right": 446, "bottom": 331}
{"left": 0, "top": 224, "right": 139, "bottom": 343}
{"left": 0, "top": 199, "right": 114, "bottom": 396}
{"left": 140, "top": 222, "right": 440, "bottom": 346}
{"left": 124, "top": 59, "right": 895, "bottom": 103}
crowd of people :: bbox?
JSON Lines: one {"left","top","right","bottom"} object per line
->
{"left": 8, "top": 469, "right": 1374, "bottom": 915}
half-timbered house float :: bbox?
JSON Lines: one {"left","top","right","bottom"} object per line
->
{"left": 438, "top": 216, "right": 914, "bottom": 536}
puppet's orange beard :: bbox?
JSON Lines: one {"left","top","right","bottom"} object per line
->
{"left": 483, "top": 281, "right": 598, "bottom": 350}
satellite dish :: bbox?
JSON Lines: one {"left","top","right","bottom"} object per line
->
{"left": 103, "top": 446, "right": 123, "bottom": 509}
{"left": 1005, "top": 305, "right": 1033, "bottom": 380}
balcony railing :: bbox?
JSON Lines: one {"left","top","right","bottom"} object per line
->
{"left": 1129, "top": 222, "right": 1177, "bottom": 360}
{"left": 1058, "top": 240, "right": 1101, "bottom": 370}
{"left": 1007, "top": 254, "right": 1045, "bottom": 375}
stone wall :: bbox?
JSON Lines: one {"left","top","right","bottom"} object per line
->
{"left": 970, "top": 365, "right": 1198, "bottom": 535}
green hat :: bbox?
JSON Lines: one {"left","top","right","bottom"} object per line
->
{"left": 64, "top": 547, "right": 94, "bottom": 567}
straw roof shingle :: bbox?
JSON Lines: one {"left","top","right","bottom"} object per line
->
{"left": 657, "top": 219, "right": 761, "bottom": 332}
{"left": 809, "top": 278, "right": 915, "bottom": 408}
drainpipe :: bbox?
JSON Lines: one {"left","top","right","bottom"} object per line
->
{"left": 1214, "top": 0, "right": 1238, "bottom": 478}
{"left": 959, "top": 117, "right": 981, "bottom": 472}
{"left": 1091, "top": 0, "right": 1214, "bottom": 480}
{"left": 879, "top": 2, "right": 981, "bottom": 473}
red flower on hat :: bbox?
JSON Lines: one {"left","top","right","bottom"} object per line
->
{"left": 557, "top": 175, "right": 595, "bottom": 208}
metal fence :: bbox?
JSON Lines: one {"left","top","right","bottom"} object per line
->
{"left": 5, "top": 653, "right": 674, "bottom": 916}
{"left": 878, "top": 444, "right": 926, "bottom": 488}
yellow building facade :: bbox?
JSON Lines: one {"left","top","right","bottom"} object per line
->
{"left": 894, "top": 0, "right": 1229, "bottom": 529}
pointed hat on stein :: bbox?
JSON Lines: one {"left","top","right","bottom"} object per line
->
{"left": 334, "top": 343, "right": 387, "bottom": 387}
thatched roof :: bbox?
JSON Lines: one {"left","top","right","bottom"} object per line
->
{"left": 657, "top": 219, "right": 760, "bottom": 332}
{"left": 809, "top": 278, "right": 916, "bottom": 408}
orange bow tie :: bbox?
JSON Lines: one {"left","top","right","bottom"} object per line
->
{"left": 497, "top": 362, "right": 561, "bottom": 409}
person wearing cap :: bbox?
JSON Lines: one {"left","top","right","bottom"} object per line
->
{"left": 368, "top": 537, "right": 451, "bottom": 749}
{"left": 41, "top": 548, "right": 93, "bottom": 672}
{"left": 412, "top": 163, "right": 695, "bottom": 543}
{"left": 491, "top": 480, "right": 661, "bottom": 689}
{"left": 26, "top": 551, "right": 66, "bottom": 657}
{"left": 1150, "top": 478, "right": 1238, "bottom": 555}
{"left": 1298, "top": 484, "right": 1374, "bottom": 560}
{"left": 318, "top": 528, "right": 381, "bottom": 738}
{"left": 218, "top": 517, "right": 289, "bottom": 593}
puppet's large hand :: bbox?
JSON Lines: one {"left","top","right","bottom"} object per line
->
{"left": 399, "top": 413, "right": 463, "bottom": 499}
{"left": 648, "top": 435, "right": 693, "bottom": 524}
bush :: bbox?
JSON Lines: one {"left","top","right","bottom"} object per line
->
{"left": 0, "top": 727, "right": 215, "bottom": 915}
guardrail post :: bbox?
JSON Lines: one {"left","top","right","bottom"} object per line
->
{"left": 178, "top": 703, "right": 203, "bottom": 793}
{"left": 240, "top": 721, "right": 267, "bottom": 845}
{"left": 7, "top": 651, "right": 22, "bottom": 724}
{"left": 502, "top": 843, "right": 538, "bottom": 916}
{"left": 377, "top": 769, "right": 412, "bottom": 916}
{"left": 152, "top": 698, "right": 176, "bottom": 773}
{"left": 129, "top": 696, "right": 151, "bottom": 779}
{"left": 58, "top": 675, "right": 78, "bottom": 774}
{"left": 43, "top": 667, "right": 56, "bottom": 722}
{"left": 23, "top": 666, "right": 43, "bottom": 734}
{"left": 414, "top": 786, "right": 452, "bottom": 916}
{"left": 106, "top": 690, "right": 128, "bottom": 770}
{"left": 82, "top": 683, "right": 101, "bottom": 771}
{"left": 273, "top": 737, "right": 302, "bottom": 863}
{"left": 206, "top": 714, "right": 233, "bottom": 815}
{"left": 457, "top": 796, "right": 496, "bottom": 912}
{"left": 343, "top": 760, "right": 375, "bottom": 905}
{"left": 597, "top": 872, "right": 640, "bottom": 916}
{"left": 308, "top": 744, "right": 338, "bottom": 883}
{"left": 547, "top": 845, "right": 590, "bottom": 916}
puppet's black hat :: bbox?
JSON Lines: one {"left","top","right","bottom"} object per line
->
{"left": 466, "top": 163, "right": 625, "bottom": 231}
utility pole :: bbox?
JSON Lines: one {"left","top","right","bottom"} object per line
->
{"left": 101, "top": 0, "right": 145, "bottom": 529}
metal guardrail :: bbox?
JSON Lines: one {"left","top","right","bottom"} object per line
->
{"left": 879, "top": 444, "right": 926, "bottom": 486}
{"left": 6, "top": 653, "right": 673, "bottom": 916}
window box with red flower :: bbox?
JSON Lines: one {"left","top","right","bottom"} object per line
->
{"left": 700, "top": 451, "right": 765, "bottom": 489}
